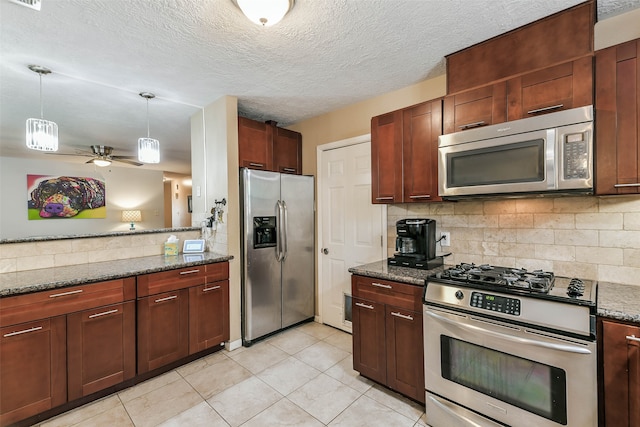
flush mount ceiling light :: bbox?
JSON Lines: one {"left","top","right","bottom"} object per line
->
{"left": 26, "top": 65, "right": 58, "bottom": 152}
{"left": 233, "top": 0, "right": 295, "bottom": 27}
{"left": 138, "top": 92, "right": 160, "bottom": 164}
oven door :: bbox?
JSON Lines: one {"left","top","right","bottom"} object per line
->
{"left": 423, "top": 306, "right": 597, "bottom": 427}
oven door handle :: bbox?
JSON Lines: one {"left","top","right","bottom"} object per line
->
{"left": 427, "top": 395, "right": 485, "bottom": 427}
{"left": 425, "top": 310, "right": 592, "bottom": 355}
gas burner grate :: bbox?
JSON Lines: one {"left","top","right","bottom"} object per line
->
{"left": 438, "top": 263, "right": 555, "bottom": 293}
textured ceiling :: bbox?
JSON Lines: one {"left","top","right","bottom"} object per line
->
{"left": 1, "top": 0, "right": 639, "bottom": 174}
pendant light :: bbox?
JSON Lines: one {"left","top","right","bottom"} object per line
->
{"left": 233, "top": 0, "right": 295, "bottom": 26}
{"left": 138, "top": 92, "right": 160, "bottom": 164}
{"left": 26, "top": 65, "right": 58, "bottom": 152}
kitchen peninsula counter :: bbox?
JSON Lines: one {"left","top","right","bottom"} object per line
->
{"left": 0, "top": 252, "right": 233, "bottom": 297}
{"left": 350, "top": 260, "right": 640, "bottom": 325}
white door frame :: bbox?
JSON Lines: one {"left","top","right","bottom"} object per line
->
{"left": 315, "top": 134, "right": 387, "bottom": 324}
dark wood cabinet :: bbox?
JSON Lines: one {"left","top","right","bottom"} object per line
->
{"left": 351, "top": 275, "right": 425, "bottom": 403}
{"left": 67, "top": 301, "right": 136, "bottom": 401}
{"left": 189, "top": 280, "right": 229, "bottom": 354}
{"left": 137, "top": 289, "right": 190, "bottom": 374}
{"left": 273, "top": 126, "right": 303, "bottom": 174}
{"left": 238, "top": 116, "right": 273, "bottom": 171}
{"left": 402, "top": 100, "right": 443, "bottom": 203}
{"left": 443, "top": 83, "right": 507, "bottom": 134}
{"left": 238, "top": 117, "right": 302, "bottom": 174}
{"left": 371, "top": 110, "right": 403, "bottom": 203}
{"left": 595, "top": 38, "right": 640, "bottom": 195}
{"left": 352, "top": 296, "right": 386, "bottom": 384}
{"left": 371, "top": 99, "right": 442, "bottom": 204}
{"left": 0, "top": 317, "right": 66, "bottom": 427}
{"left": 507, "top": 56, "right": 593, "bottom": 121}
{"left": 600, "top": 319, "right": 640, "bottom": 427}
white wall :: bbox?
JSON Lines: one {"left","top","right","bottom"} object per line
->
{"left": 0, "top": 156, "right": 165, "bottom": 240}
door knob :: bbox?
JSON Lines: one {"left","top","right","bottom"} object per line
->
{"left": 322, "top": 248, "right": 329, "bottom": 255}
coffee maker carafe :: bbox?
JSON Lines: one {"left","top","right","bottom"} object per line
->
{"left": 388, "top": 218, "right": 443, "bottom": 269}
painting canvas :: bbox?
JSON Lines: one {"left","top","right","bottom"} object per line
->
{"left": 27, "top": 175, "right": 107, "bottom": 220}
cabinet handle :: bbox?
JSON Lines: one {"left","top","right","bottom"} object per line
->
{"left": 203, "top": 285, "right": 221, "bottom": 292}
{"left": 391, "top": 311, "right": 414, "bottom": 321}
{"left": 527, "top": 104, "right": 564, "bottom": 115}
{"left": 409, "top": 195, "right": 431, "bottom": 199}
{"left": 89, "top": 309, "right": 119, "bottom": 319}
{"left": 371, "top": 282, "right": 392, "bottom": 289}
{"left": 459, "top": 121, "right": 485, "bottom": 130}
{"left": 49, "top": 289, "right": 83, "bottom": 298}
{"left": 614, "top": 183, "right": 640, "bottom": 188}
{"left": 282, "top": 168, "right": 296, "bottom": 173}
{"left": 3, "top": 326, "right": 43, "bottom": 337}
{"left": 249, "top": 162, "right": 264, "bottom": 168}
{"left": 627, "top": 335, "right": 640, "bottom": 343}
{"left": 355, "top": 302, "right": 374, "bottom": 310}
{"left": 375, "top": 197, "right": 394, "bottom": 201}
{"left": 180, "top": 269, "right": 201, "bottom": 275}
{"left": 155, "top": 295, "right": 178, "bottom": 303}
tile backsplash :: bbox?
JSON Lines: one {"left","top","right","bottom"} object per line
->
{"left": 0, "top": 230, "right": 201, "bottom": 273}
{"left": 388, "top": 195, "right": 640, "bottom": 287}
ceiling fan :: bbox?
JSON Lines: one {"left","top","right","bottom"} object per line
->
{"left": 49, "top": 145, "right": 143, "bottom": 167}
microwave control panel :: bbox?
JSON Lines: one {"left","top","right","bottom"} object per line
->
{"left": 563, "top": 132, "right": 589, "bottom": 180}
{"left": 470, "top": 291, "right": 521, "bottom": 316}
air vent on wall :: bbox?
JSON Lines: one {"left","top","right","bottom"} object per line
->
{"left": 8, "top": 0, "right": 41, "bottom": 11}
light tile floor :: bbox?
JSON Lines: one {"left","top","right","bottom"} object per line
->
{"left": 37, "top": 322, "right": 428, "bottom": 427}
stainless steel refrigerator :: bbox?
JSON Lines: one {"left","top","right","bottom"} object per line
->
{"left": 240, "top": 168, "right": 315, "bottom": 346}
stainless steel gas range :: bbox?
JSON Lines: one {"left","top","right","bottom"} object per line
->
{"left": 423, "top": 263, "right": 597, "bottom": 427}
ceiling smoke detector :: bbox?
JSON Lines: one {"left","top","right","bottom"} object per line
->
{"left": 9, "top": 0, "right": 41, "bottom": 10}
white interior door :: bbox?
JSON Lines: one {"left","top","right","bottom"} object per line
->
{"left": 318, "top": 137, "right": 385, "bottom": 332}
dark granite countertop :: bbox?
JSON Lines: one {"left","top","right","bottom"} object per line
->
{"left": 597, "top": 281, "right": 640, "bottom": 325}
{"left": 0, "top": 227, "right": 200, "bottom": 244}
{"left": 348, "top": 260, "right": 445, "bottom": 286}
{"left": 350, "top": 260, "right": 640, "bottom": 325}
{"left": 0, "top": 252, "right": 233, "bottom": 297}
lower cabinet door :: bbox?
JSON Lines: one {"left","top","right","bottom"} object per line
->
{"left": 385, "top": 305, "right": 424, "bottom": 403}
{"left": 0, "top": 316, "right": 66, "bottom": 426}
{"left": 189, "top": 280, "right": 229, "bottom": 354}
{"left": 352, "top": 297, "right": 386, "bottom": 384}
{"left": 137, "top": 289, "right": 189, "bottom": 374}
{"left": 67, "top": 301, "right": 135, "bottom": 401}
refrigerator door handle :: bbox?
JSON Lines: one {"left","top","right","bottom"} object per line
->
{"left": 282, "top": 200, "right": 289, "bottom": 260}
{"left": 276, "top": 200, "right": 284, "bottom": 262}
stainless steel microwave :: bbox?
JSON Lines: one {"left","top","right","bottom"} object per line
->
{"left": 438, "top": 105, "right": 593, "bottom": 199}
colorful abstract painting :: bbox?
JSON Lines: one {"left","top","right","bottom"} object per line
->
{"left": 27, "top": 175, "right": 106, "bottom": 220}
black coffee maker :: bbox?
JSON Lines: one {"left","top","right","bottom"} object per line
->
{"left": 388, "top": 218, "right": 443, "bottom": 269}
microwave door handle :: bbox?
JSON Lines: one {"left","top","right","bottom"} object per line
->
{"left": 424, "top": 310, "right": 592, "bottom": 355}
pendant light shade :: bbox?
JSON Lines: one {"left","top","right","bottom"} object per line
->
{"left": 26, "top": 65, "right": 58, "bottom": 152}
{"left": 234, "top": 0, "right": 295, "bottom": 26}
{"left": 138, "top": 92, "right": 160, "bottom": 164}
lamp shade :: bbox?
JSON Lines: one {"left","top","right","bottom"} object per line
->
{"left": 138, "top": 137, "right": 160, "bottom": 163}
{"left": 235, "top": 0, "right": 294, "bottom": 26}
{"left": 26, "top": 118, "right": 58, "bottom": 151}
{"left": 121, "top": 210, "right": 142, "bottom": 223}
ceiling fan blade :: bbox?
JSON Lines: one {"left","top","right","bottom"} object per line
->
{"left": 46, "top": 152, "right": 93, "bottom": 157}
{"left": 111, "top": 155, "right": 138, "bottom": 160}
{"left": 112, "top": 158, "right": 143, "bottom": 166}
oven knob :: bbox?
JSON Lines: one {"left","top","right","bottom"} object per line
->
{"left": 455, "top": 290, "right": 464, "bottom": 300}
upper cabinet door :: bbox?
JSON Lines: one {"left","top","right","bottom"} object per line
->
{"left": 402, "top": 100, "right": 443, "bottom": 203}
{"left": 443, "top": 82, "right": 507, "bottom": 134}
{"left": 595, "top": 39, "right": 640, "bottom": 195}
{"left": 507, "top": 56, "right": 593, "bottom": 121}
{"left": 273, "top": 126, "right": 302, "bottom": 174}
{"left": 371, "top": 110, "right": 403, "bottom": 203}
{"left": 238, "top": 117, "right": 274, "bottom": 171}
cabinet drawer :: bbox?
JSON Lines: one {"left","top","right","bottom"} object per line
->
{"left": 137, "top": 266, "right": 206, "bottom": 297}
{"left": 351, "top": 275, "right": 423, "bottom": 311}
{"left": 205, "top": 262, "right": 229, "bottom": 283}
{"left": 0, "top": 278, "right": 135, "bottom": 327}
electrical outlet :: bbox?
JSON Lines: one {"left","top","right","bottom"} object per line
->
{"left": 440, "top": 232, "right": 451, "bottom": 247}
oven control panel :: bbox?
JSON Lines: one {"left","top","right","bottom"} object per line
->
{"left": 470, "top": 292, "right": 520, "bottom": 316}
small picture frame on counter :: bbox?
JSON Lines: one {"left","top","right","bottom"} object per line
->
{"left": 183, "top": 239, "right": 205, "bottom": 253}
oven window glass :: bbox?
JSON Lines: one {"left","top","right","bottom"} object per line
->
{"left": 447, "top": 139, "right": 545, "bottom": 188}
{"left": 441, "top": 336, "right": 567, "bottom": 425}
